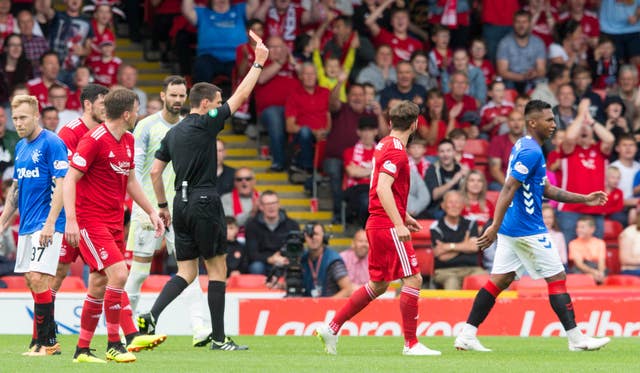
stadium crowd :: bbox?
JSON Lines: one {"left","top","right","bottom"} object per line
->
{"left": 2, "top": 0, "right": 640, "bottom": 293}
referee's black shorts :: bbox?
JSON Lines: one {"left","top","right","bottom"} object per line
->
{"left": 172, "top": 189, "right": 227, "bottom": 261}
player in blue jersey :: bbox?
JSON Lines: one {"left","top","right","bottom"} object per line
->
{"left": 454, "top": 100, "right": 611, "bottom": 352}
{"left": 1, "top": 95, "right": 68, "bottom": 356}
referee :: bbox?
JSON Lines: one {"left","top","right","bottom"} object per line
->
{"left": 137, "top": 35, "right": 269, "bottom": 351}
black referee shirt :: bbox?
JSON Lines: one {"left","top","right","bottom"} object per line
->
{"left": 155, "top": 103, "right": 230, "bottom": 191}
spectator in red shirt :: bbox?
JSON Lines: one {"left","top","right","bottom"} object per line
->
{"left": 524, "top": 0, "right": 558, "bottom": 46}
{"left": 27, "top": 51, "right": 70, "bottom": 111}
{"left": 407, "top": 137, "right": 430, "bottom": 179}
{"left": 558, "top": 0, "right": 600, "bottom": 48}
{"left": 469, "top": 38, "right": 495, "bottom": 87}
{"left": 442, "top": 49, "right": 487, "bottom": 105}
{"left": 461, "top": 169, "right": 494, "bottom": 229}
{"left": 342, "top": 118, "right": 378, "bottom": 227}
{"left": 444, "top": 71, "right": 479, "bottom": 138}
{"left": 66, "top": 65, "right": 90, "bottom": 112}
{"left": 603, "top": 165, "right": 626, "bottom": 226}
{"left": 448, "top": 128, "right": 475, "bottom": 170}
{"left": 557, "top": 100, "right": 615, "bottom": 243}
{"left": 480, "top": 79, "right": 514, "bottom": 138}
{"left": 256, "top": 36, "right": 298, "bottom": 172}
{"left": 366, "top": 0, "right": 422, "bottom": 65}
{"left": 590, "top": 36, "right": 618, "bottom": 90}
{"left": 257, "top": 0, "right": 314, "bottom": 51}
{"left": 234, "top": 19, "right": 264, "bottom": 121}
{"left": 488, "top": 109, "right": 525, "bottom": 190}
{"left": 324, "top": 81, "right": 379, "bottom": 222}
{"left": 87, "top": 2, "right": 116, "bottom": 61}
{"left": 428, "top": 25, "right": 452, "bottom": 82}
{"left": 285, "top": 63, "right": 331, "bottom": 172}
{"left": 86, "top": 39, "right": 122, "bottom": 88}
{"left": 427, "top": 0, "right": 471, "bottom": 49}
{"left": 418, "top": 88, "right": 460, "bottom": 156}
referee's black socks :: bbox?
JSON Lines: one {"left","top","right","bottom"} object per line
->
{"left": 151, "top": 275, "right": 189, "bottom": 321}
{"left": 208, "top": 281, "right": 226, "bottom": 343}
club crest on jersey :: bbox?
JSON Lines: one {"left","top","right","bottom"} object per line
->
{"left": 31, "top": 149, "right": 42, "bottom": 163}
{"left": 514, "top": 161, "right": 529, "bottom": 175}
{"left": 126, "top": 146, "right": 131, "bottom": 158}
{"left": 99, "top": 248, "right": 108, "bottom": 260}
{"left": 72, "top": 153, "right": 86, "bottom": 167}
{"left": 383, "top": 160, "right": 396, "bottom": 173}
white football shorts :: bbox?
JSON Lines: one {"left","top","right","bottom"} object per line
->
{"left": 127, "top": 220, "right": 175, "bottom": 257}
{"left": 491, "top": 233, "right": 565, "bottom": 280}
{"left": 14, "top": 231, "right": 63, "bottom": 276}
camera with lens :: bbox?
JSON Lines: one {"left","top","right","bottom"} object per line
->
{"left": 267, "top": 230, "right": 306, "bottom": 297}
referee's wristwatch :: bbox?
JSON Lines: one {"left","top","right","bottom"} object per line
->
{"left": 253, "top": 62, "right": 264, "bottom": 70}
{"left": 158, "top": 202, "right": 168, "bottom": 208}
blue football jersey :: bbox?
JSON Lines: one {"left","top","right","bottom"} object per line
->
{"left": 499, "top": 136, "right": 548, "bottom": 237}
{"left": 13, "top": 130, "right": 69, "bottom": 235}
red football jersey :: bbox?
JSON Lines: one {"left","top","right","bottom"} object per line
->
{"left": 559, "top": 144, "right": 608, "bottom": 214}
{"left": 27, "top": 77, "right": 71, "bottom": 111}
{"left": 558, "top": 11, "right": 600, "bottom": 40}
{"left": 264, "top": 5, "right": 305, "bottom": 50}
{"left": 374, "top": 28, "right": 423, "bottom": 65}
{"left": 367, "top": 136, "right": 410, "bottom": 229}
{"left": 70, "top": 124, "right": 134, "bottom": 227}
{"left": 58, "top": 117, "right": 89, "bottom": 158}
{"left": 86, "top": 56, "right": 122, "bottom": 87}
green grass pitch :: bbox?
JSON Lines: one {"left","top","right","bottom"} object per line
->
{"left": 1, "top": 335, "right": 636, "bottom": 372}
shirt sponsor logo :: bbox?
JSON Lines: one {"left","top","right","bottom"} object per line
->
{"left": 72, "top": 153, "right": 86, "bottom": 167}
{"left": 514, "top": 161, "right": 529, "bottom": 175}
{"left": 53, "top": 160, "right": 69, "bottom": 170}
{"left": 383, "top": 160, "right": 397, "bottom": 173}
{"left": 110, "top": 161, "right": 131, "bottom": 176}
{"left": 16, "top": 167, "right": 40, "bottom": 178}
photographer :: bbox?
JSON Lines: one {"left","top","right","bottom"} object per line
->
{"left": 301, "top": 223, "right": 353, "bottom": 298}
{"left": 245, "top": 190, "right": 300, "bottom": 275}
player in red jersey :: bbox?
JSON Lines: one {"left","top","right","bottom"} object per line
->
{"left": 52, "top": 84, "right": 109, "bottom": 293}
{"left": 64, "top": 89, "right": 166, "bottom": 364}
{"left": 315, "top": 101, "right": 441, "bottom": 356}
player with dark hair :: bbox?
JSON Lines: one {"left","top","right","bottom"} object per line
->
{"left": 454, "top": 99, "right": 611, "bottom": 352}
{"left": 65, "top": 88, "right": 167, "bottom": 363}
{"left": 315, "top": 100, "right": 441, "bottom": 356}
{"left": 136, "top": 33, "right": 269, "bottom": 351}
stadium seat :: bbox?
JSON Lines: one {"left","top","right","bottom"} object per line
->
{"left": 0, "top": 275, "right": 28, "bottom": 290}
{"left": 462, "top": 273, "right": 490, "bottom": 290}
{"left": 226, "top": 274, "right": 267, "bottom": 289}
{"left": 141, "top": 275, "right": 171, "bottom": 292}
{"left": 504, "top": 89, "right": 518, "bottom": 103}
{"left": 415, "top": 248, "right": 434, "bottom": 277}
{"left": 463, "top": 139, "right": 490, "bottom": 164}
{"left": 566, "top": 273, "right": 597, "bottom": 288}
{"left": 604, "top": 274, "right": 640, "bottom": 286}
{"left": 603, "top": 220, "right": 623, "bottom": 248}
{"left": 485, "top": 190, "right": 499, "bottom": 207}
{"left": 412, "top": 220, "right": 435, "bottom": 248}
{"left": 59, "top": 276, "right": 86, "bottom": 292}
{"left": 516, "top": 276, "right": 546, "bottom": 289}
{"left": 606, "top": 248, "right": 621, "bottom": 275}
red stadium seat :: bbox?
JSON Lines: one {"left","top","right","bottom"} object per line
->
{"left": 0, "top": 275, "right": 27, "bottom": 290}
{"left": 504, "top": 89, "right": 518, "bottom": 103}
{"left": 485, "top": 190, "right": 499, "bottom": 207}
{"left": 415, "top": 248, "right": 434, "bottom": 277}
{"left": 141, "top": 275, "right": 171, "bottom": 292}
{"left": 412, "top": 220, "right": 435, "bottom": 248}
{"left": 566, "top": 273, "right": 597, "bottom": 288}
{"left": 463, "top": 139, "right": 490, "bottom": 164}
{"left": 604, "top": 219, "right": 623, "bottom": 248}
{"left": 604, "top": 274, "right": 640, "bottom": 286}
{"left": 226, "top": 274, "right": 267, "bottom": 289}
{"left": 516, "top": 276, "right": 546, "bottom": 289}
{"left": 59, "top": 276, "right": 86, "bottom": 292}
{"left": 606, "top": 248, "right": 621, "bottom": 275}
{"left": 462, "top": 273, "right": 490, "bottom": 290}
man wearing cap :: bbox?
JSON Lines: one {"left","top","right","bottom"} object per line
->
{"left": 86, "top": 38, "right": 122, "bottom": 87}
{"left": 342, "top": 118, "right": 378, "bottom": 227}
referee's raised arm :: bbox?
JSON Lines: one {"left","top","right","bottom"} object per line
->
{"left": 226, "top": 32, "right": 269, "bottom": 114}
